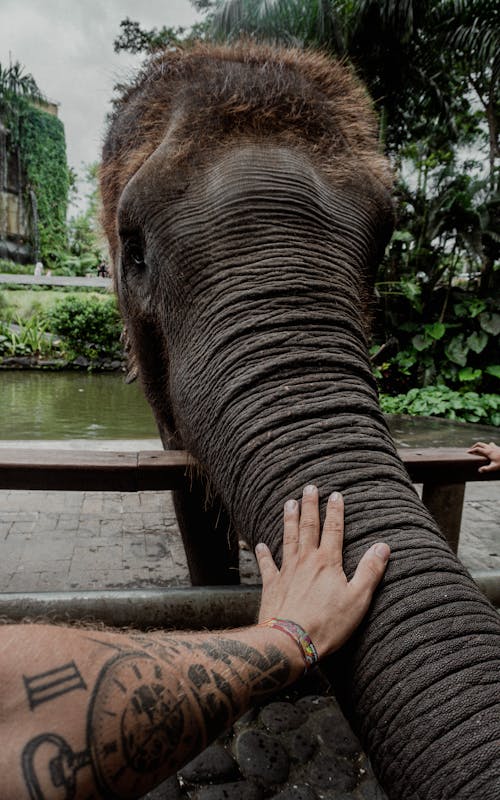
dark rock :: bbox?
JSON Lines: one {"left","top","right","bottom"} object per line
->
{"left": 233, "top": 708, "right": 258, "bottom": 733}
{"left": 195, "top": 781, "right": 263, "bottom": 799}
{"left": 359, "top": 779, "right": 388, "bottom": 799}
{"left": 141, "top": 775, "right": 182, "bottom": 798}
{"left": 180, "top": 744, "right": 238, "bottom": 784}
{"left": 307, "top": 753, "right": 357, "bottom": 792}
{"left": 317, "top": 712, "right": 361, "bottom": 756}
{"left": 72, "top": 355, "right": 89, "bottom": 368}
{"left": 272, "top": 784, "right": 318, "bottom": 799}
{"left": 260, "top": 702, "right": 307, "bottom": 733}
{"left": 289, "top": 728, "right": 317, "bottom": 764}
{"left": 236, "top": 730, "right": 289, "bottom": 786}
{"left": 295, "top": 695, "right": 331, "bottom": 713}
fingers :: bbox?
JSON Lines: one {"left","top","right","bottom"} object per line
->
{"left": 468, "top": 442, "right": 487, "bottom": 455}
{"left": 320, "top": 492, "right": 344, "bottom": 566}
{"left": 255, "top": 542, "right": 278, "bottom": 584}
{"left": 479, "top": 462, "right": 496, "bottom": 473}
{"left": 350, "top": 542, "right": 390, "bottom": 598}
{"left": 282, "top": 498, "right": 300, "bottom": 560}
{"left": 298, "top": 485, "right": 320, "bottom": 552}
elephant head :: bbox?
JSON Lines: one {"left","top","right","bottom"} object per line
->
{"left": 101, "top": 43, "right": 500, "bottom": 800}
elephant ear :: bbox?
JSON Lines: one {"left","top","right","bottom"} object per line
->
{"left": 121, "top": 326, "right": 138, "bottom": 384}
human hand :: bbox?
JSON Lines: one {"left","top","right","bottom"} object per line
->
{"left": 255, "top": 486, "right": 390, "bottom": 660}
{"left": 468, "top": 441, "right": 500, "bottom": 473}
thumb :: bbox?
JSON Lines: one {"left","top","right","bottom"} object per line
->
{"left": 350, "top": 542, "right": 390, "bottom": 596}
{"left": 255, "top": 542, "right": 278, "bottom": 584}
{"left": 479, "top": 463, "right": 495, "bottom": 473}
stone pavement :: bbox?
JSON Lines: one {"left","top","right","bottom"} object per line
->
{"left": 0, "top": 461, "right": 498, "bottom": 800}
{"left": 0, "top": 483, "right": 498, "bottom": 594}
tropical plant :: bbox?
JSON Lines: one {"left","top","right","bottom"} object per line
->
{"left": 380, "top": 385, "right": 500, "bottom": 426}
{"left": 47, "top": 295, "right": 122, "bottom": 362}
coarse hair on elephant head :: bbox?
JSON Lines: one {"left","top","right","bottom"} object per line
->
{"left": 101, "top": 42, "right": 500, "bottom": 800}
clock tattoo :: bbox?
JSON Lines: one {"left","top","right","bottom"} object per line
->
{"left": 88, "top": 652, "right": 184, "bottom": 799}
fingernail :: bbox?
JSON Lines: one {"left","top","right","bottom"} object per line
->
{"left": 374, "top": 543, "right": 390, "bottom": 561}
{"left": 285, "top": 498, "right": 297, "bottom": 512}
{"left": 329, "top": 491, "right": 341, "bottom": 503}
{"left": 303, "top": 484, "right": 317, "bottom": 496}
{"left": 255, "top": 543, "right": 266, "bottom": 554}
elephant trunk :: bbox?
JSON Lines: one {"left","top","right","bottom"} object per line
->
{"left": 171, "top": 315, "right": 499, "bottom": 798}
{"left": 122, "top": 146, "right": 500, "bottom": 798}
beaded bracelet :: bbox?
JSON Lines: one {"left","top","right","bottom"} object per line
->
{"left": 260, "top": 618, "right": 319, "bottom": 672}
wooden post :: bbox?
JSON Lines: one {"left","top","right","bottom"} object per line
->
{"left": 422, "top": 482, "right": 466, "bottom": 553}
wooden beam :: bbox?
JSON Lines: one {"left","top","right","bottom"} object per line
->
{"left": 0, "top": 447, "right": 494, "bottom": 492}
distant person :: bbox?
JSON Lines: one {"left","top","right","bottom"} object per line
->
{"left": 97, "top": 261, "right": 109, "bottom": 278}
{"left": 468, "top": 441, "right": 500, "bottom": 473}
{"left": 34, "top": 261, "right": 43, "bottom": 277}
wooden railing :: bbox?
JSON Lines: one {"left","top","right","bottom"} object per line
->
{"left": 0, "top": 447, "right": 498, "bottom": 618}
{"left": 0, "top": 447, "right": 496, "bottom": 554}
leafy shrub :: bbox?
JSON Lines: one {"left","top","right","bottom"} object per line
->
{"left": 47, "top": 295, "right": 122, "bottom": 361}
{"left": 372, "top": 291, "right": 500, "bottom": 395}
{"left": 0, "top": 315, "right": 55, "bottom": 357}
{"left": 0, "top": 259, "right": 36, "bottom": 275}
{"left": 380, "top": 386, "right": 500, "bottom": 427}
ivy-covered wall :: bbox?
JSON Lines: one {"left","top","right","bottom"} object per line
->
{"left": 20, "top": 106, "right": 69, "bottom": 264}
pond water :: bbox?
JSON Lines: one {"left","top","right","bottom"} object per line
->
{"left": 0, "top": 370, "right": 497, "bottom": 447}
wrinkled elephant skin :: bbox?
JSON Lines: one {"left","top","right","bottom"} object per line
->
{"left": 101, "top": 44, "right": 500, "bottom": 799}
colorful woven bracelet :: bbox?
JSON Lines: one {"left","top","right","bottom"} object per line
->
{"left": 260, "top": 618, "right": 319, "bottom": 672}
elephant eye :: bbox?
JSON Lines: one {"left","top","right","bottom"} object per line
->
{"left": 122, "top": 234, "right": 146, "bottom": 269}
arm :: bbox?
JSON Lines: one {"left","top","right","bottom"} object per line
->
{"left": 0, "top": 488, "right": 389, "bottom": 799}
{"left": 468, "top": 441, "right": 500, "bottom": 472}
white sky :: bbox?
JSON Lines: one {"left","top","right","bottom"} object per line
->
{"left": 0, "top": 0, "right": 202, "bottom": 206}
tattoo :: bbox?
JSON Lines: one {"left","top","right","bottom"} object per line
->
{"left": 22, "top": 733, "right": 91, "bottom": 800}
{"left": 21, "top": 635, "right": 290, "bottom": 799}
{"left": 24, "top": 662, "right": 87, "bottom": 711}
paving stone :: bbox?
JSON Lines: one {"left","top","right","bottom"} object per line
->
{"left": 236, "top": 730, "right": 289, "bottom": 786}
{"left": 180, "top": 744, "right": 238, "bottom": 784}
{"left": 195, "top": 780, "right": 263, "bottom": 800}
{"left": 260, "top": 702, "right": 307, "bottom": 734}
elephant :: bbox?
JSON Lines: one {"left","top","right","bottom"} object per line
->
{"left": 100, "top": 43, "right": 500, "bottom": 800}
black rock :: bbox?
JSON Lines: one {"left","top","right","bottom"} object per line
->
{"left": 196, "top": 781, "right": 263, "bottom": 799}
{"left": 359, "top": 779, "right": 388, "bottom": 799}
{"left": 307, "top": 753, "right": 357, "bottom": 792}
{"left": 179, "top": 744, "right": 238, "bottom": 784}
{"left": 272, "top": 784, "right": 318, "bottom": 799}
{"left": 260, "top": 702, "right": 307, "bottom": 733}
{"left": 233, "top": 708, "right": 258, "bottom": 733}
{"left": 295, "top": 695, "right": 331, "bottom": 713}
{"left": 289, "top": 728, "right": 317, "bottom": 764}
{"left": 140, "top": 775, "right": 182, "bottom": 799}
{"left": 236, "top": 730, "right": 290, "bottom": 786}
{"left": 317, "top": 712, "right": 361, "bottom": 756}
{"left": 72, "top": 355, "right": 89, "bottom": 368}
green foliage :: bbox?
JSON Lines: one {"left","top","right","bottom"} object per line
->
{"left": 47, "top": 295, "right": 122, "bottom": 362}
{"left": 0, "top": 259, "right": 35, "bottom": 275}
{"left": 0, "top": 315, "right": 55, "bottom": 358}
{"left": 380, "top": 386, "right": 500, "bottom": 427}
{"left": 372, "top": 291, "right": 500, "bottom": 394}
{"left": 65, "top": 163, "right": 106, "bottom": 275}
{"left": 20, "top": 107, "right": 69, "bottom": 266}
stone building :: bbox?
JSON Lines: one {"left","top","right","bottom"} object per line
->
{"left": 0, "top": 99, "right": 60, "bottom": 264}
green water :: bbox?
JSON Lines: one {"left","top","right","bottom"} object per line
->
{"left": 0, "top": 371, "right": 497, "bottom": 445}
{"left": 0, "top": 371, "right": 157, "bottom": 439}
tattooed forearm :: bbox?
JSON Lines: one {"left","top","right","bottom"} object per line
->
{"left": 87, "top": 635, "right": 292, "bottom": 798}
{"left": 1, "top": 625, "right": 296, "bottom": 800}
